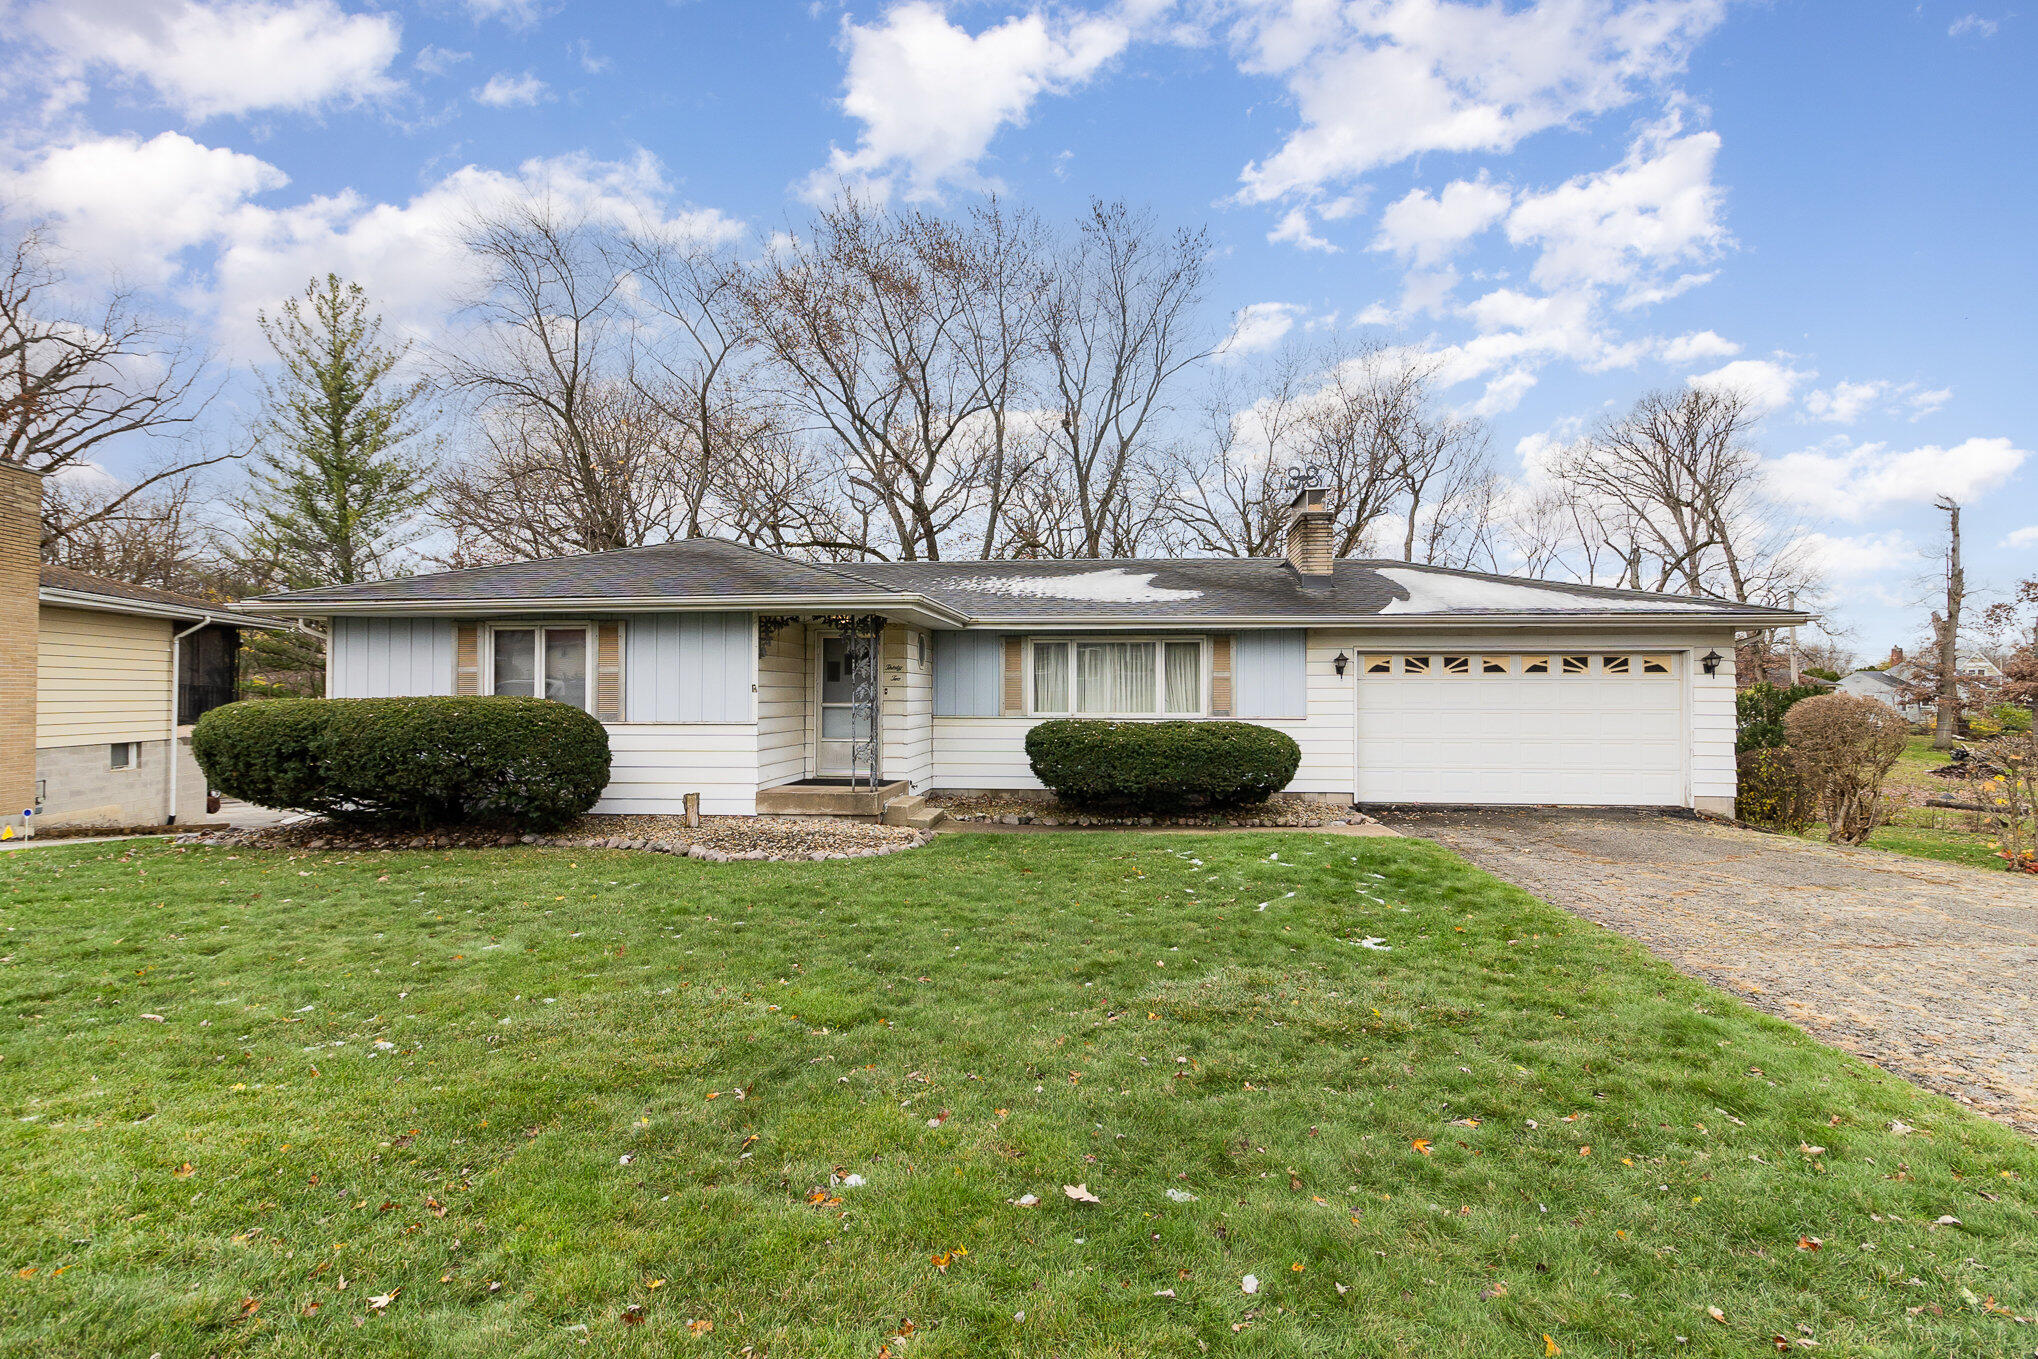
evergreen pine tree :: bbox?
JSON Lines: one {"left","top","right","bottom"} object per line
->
{"left": 240, "top": 274, "right": 434, "bottom": 587}
{"left": 235, "top": 275, "right": 435, "bottom": 695}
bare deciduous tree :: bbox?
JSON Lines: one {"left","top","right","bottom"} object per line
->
{"left": 1550, "top": 386, "right": 1814, "bottom": 605}
{"left": 43, "top": 472, "right": 213, "bottom": 592}
{"left": 0, "top": 223, "right": 236, "bottom": 546}
{"left": 739, "top": 193, "right": 1018, "bottom": 561}
{"left": 1023, "top": 201, "right": 1210, "bottom": 558}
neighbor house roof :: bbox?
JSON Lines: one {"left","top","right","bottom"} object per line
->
{"left": 42, "top": 565, "right": 296, "bottom": 630}
{"left": 243, "top": 538, "right": 1814, "bottom": 628}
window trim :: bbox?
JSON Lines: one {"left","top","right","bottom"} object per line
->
{"left": 1025, "top": 635, "right": 1208, "bottom": 718}
{"left": 109, "top": 741, "right": 140, "bottom": 772}
{"left": 482, "top": 622, "right": 596, "bottom": 712}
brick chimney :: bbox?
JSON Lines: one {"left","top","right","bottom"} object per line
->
{"left": 1283, "top": 485, "right": 1333, "bottom": 577}
{"left": 1887, "top": 645, "right": 1904, "bottom": 667}
{"left": 0, "top": 465, "right": 40, "bottom": 829}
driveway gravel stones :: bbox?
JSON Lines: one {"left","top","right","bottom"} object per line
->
{"left": 1379, "top": 807, "right": 2038, "bottom": 1137}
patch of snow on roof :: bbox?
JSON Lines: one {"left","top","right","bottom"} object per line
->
{"left": 1375, "top": 567, "right": 1719, "bottom": 614}
{"left": 928, "top": 568, "right": 1202, "bottom": 603}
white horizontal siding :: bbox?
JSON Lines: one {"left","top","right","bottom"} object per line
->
{"left": 931, "top": 717, "right": 1044, "bottom": 789}
{"left": 883, "top": 627, "right": 933, "bottom": 790}
{"left": 757, "top": 623, "right": 808, "bottom": 790}
{"left": 594, "top": 723, "right": 758, "bottom": 816}
{"left": 1690, "top": 640, "right": 1738, "bottom": 804}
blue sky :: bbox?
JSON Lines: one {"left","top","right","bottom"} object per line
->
{"left": 1, "top": 0, "right": 2031, "bottom": 657}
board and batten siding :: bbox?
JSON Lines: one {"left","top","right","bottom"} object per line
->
{"left": 623, "top": 612, "right": 754, "bottom": 724}
{"left": 757, "top": 621, "right": 808, "bottom": 789}
{"left": 1231, "top": 629, "right": 1307, "bottom": 719}
{"left": 931, "top": 630, "right": 1005, "bottom": 716}
{"left": 328, "top": 617, "right": 457, "bottom": 699}
{"left": 882, "top": 626, "right": 934, "bottom": 790}
{"left": 36, "top": 606, "right": 173, "bottom": 747}
{"left": 595, "top": 724, "right": 758, "bottom": 816}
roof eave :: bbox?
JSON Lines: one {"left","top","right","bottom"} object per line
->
{"left": 237, "top": 592, "right": 973, "bottom": 628}
{"left": 954, "top": 610, "right": 1813, "bottom": 629}
{"left": 43, "top": 587, "right": 296, "bottom": 631}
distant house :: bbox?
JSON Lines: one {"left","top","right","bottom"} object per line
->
{"left": 1837, "top": 668, "right": 1931, "bottom": 722}
{"left": 242, "top": 487, "right": 1811, "bottom": 818}
{"left": 1839, "top": 651, "right": 2002, "bottom": 723}
{"left": 1, "top": 467, "right": 293, "bottom": 832}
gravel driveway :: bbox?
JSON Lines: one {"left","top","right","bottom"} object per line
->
{"left": 1378, "top": 808, "right": 2038, "bottom": 1136}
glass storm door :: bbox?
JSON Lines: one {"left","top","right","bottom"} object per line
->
{"left": 816, "top": 634, "right": 866, "bottom": 778}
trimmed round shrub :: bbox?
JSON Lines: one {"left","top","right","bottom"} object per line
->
{"left": 190, "top": 698, "right": 341, "bottom": 816}
{"left": 1024, "top": 719, "right": 1301, "bottom": 811}
{"left": 192, "top": 696, "right": 612, "bottom": 831}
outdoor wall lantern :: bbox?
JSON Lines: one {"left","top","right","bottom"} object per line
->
{"left": 1333, "top": 652, "right": 1349, "bottom": 677}
{"left": 1700, "top": 650, "right": 1723, "bottom": 677}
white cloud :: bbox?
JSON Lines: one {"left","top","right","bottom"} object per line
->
{"left": 1802, "top": 379, "right": 1956, "bottom": 424}
{"left": 1268, "top": 206, "right": 1337, "bottom": 252}
{"left": 1802, "top": 379, "right": 1885, "bottom": 424}
{"left": 1689, "top": 357, "right": 1812, "bottom": 414}
{"left": 1948, "top": 14, "right": 2000, "bottom": 38}
{"left": 209, "top": 149, "right": 743, "bottom": 354}
{"left": 462, "top": 0, "right": 548, "bottom": 26}
{"left": 0, "top": 131, "right": 288, "bottom": 286}
{"left": 1656, "top": 329, "right": 1739, "bottom": 363}
{"left": 1224, "top": 0, "right": 1729, "bottom": 205}
{"left": 2000, "top": 525, "right": 2038, "bottom": 549}
{"left": 1767, "top": 435, "right": 2028, "bottom": 519}
{"left": 820, "top": 1, "right": 1134, "bottom": 198}
{"left": 23, "top": 0, "right": 402, "bottom": 119}
{"left": 415, "top": 45, "right": 472, "bottom": 77}
{"left": 571, "top": 38, "right": 610, "bottom": 75}
{"left": 1504, "top": 121, "right": 1728, "bottom": 303}
{"left": 1372, "top": 177, "right": 1511, "bottom": 267}
{"left": 1216, "top": 302, "right": 1306, "bottom": 359}
{"left": 1794, "top": 529, "right": 1919, "bottom": 581}
{"left": 473, "top": 71, "right": 550, "bottom": 107}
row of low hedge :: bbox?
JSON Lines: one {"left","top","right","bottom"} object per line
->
{"left": 192, "top": 697, "right": 611, "bottom": 831}
{"left": 1025, "top": 719, "right": 1300, "bottom": 810}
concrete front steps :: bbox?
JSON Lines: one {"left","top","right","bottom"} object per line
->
{"left": 880, "top": 794, "right": 948, "bottom": 831}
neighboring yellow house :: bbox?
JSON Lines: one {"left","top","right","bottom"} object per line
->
{"left": 34, "top": 567, "right": 293, "bottom": 829}
{"left": 0, "top": 466, "right": 293, "bottom": 833}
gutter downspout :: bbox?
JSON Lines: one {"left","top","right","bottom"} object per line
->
{"left": 167, "top": 619, "right": 207, "bottom": 825}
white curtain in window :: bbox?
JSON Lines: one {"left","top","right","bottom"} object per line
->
{"left": 1033, "top": 641, "right": 1070, "bottom": 712}
{"left": 1163, "top": 641, "right": 1200, "bottom": 714}
{"left": 1076, "top": 642, "right": 1155, "bottom": 714}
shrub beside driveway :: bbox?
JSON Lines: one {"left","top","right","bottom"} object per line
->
{"left": 2, "top": 832, "right": 2033, "bottom": 1356}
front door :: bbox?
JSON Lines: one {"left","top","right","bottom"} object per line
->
{"left": 816, "top": 634, "right": 872, "bottom": 778}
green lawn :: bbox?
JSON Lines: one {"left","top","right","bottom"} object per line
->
{"left": 3, "top": 834, "right": 2034, "bottom": 1357}
{"left": 1793, "top": 737, "right": 2024, "bottom": 872}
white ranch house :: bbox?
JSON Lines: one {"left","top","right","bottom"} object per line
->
{"left": 243, "top": 491, "right": 1808, "bottom": 819}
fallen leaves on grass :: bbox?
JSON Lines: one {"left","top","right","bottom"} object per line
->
{"left": 687, "top": 1317, "right": 713, "bottom": 1335}
{"left": 1007, "top": 1194, "right": 1040, "bottom": 1208}
{"left": 1543, "top": 1336, "right": 1563, "bottom": 1356}
{"left": 366, "top": 1289, "right": 399, "bottom": 1314}
{"left": 1797, "top": 1237, "right": 1823, "bottom": 1251}
{"left": 620, "top": 1304, "right": 645, "bottom": 1326}
{"left": 1063, "top": 1183, "right": 1100, "bottom": 1204}
{"left": 172, "top": 1163, "right": 194, "bottom": 1179}
{"left": 1706, "top": 1305, "right": 1726, "bottom": 1324}
{"left": 1411, "top": 1139, "right": 1432, "bottom": 1156}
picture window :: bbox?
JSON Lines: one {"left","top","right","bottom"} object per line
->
{"left": 490, "top": 626, "right": 591, "bottom": 711}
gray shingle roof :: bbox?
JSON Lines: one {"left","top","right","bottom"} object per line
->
{"left": 247, "top": 538, "right": 1808, "bottom": 624}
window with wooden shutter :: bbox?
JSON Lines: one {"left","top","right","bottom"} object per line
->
{"left": 1208, "top": 634, "right": 1232, "bottom": 717}
{"left": 1001, "top": 635, "right": 1024, "bottom": 715}
{"left": 595, "top": 622, "right": 624, "bottom": 721}
{"left": 454, "top": 623, "right": 481, "bottom": 695}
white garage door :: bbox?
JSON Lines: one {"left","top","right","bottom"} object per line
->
{"left": 1353, "top": 650, "right": 1686, "bottom": 806}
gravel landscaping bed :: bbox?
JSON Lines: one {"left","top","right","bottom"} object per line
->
{"left": 181, "top": 812, "right": 928, "bottom": 861}
{"left": 928, "top": 791, "right": 1374, "bottom": 828}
